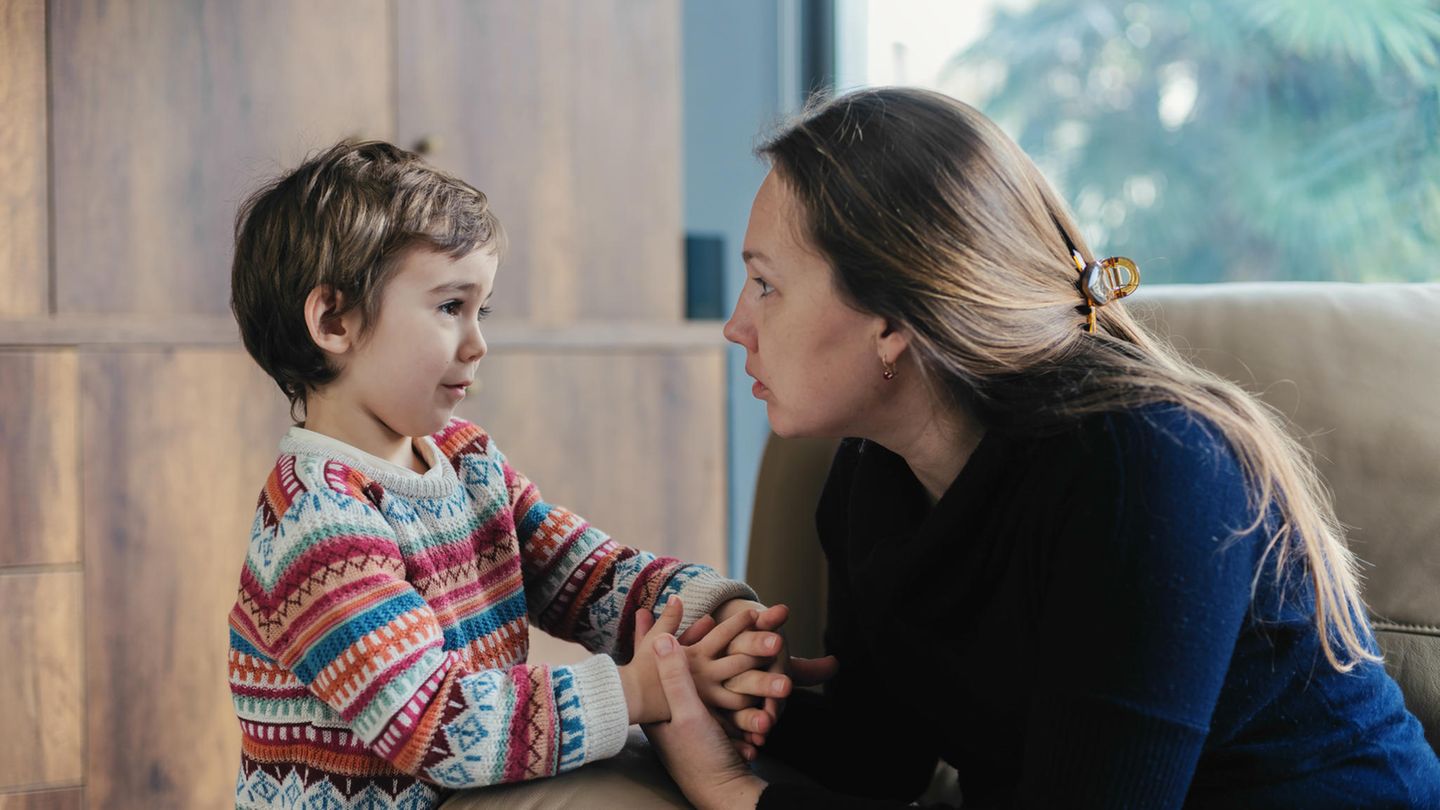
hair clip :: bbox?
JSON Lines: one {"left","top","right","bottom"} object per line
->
{"left": 1071, "top": 251, "right": 1140, "bottom": 333}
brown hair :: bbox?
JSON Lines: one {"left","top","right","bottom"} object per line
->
{"left": 761, "top": 87, "right": 1376, "bottom": 671}
{"left": 230, "top": 139, "right": 505, "bottom": 419}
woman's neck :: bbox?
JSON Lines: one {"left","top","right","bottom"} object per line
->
{"left": 867, "top": 388, "right": 985, "bottom": 505}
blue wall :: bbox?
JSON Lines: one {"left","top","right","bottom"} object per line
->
{"left": 682, "top": 0, "right": 794, "bottom": 577}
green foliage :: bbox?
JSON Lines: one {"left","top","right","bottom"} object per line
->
{"left": 947, "top": 0, "right": 1440, "bottom": 282}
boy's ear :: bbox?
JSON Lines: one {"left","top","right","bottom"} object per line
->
{"left": 303, "top": 285, "right": 357, "bottom": 355}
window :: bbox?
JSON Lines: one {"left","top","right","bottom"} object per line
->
{"left": 838, "top": 0, "right": 1440, "bottom": 283}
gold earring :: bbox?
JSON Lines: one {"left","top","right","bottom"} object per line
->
{"left": 881, "top": 357, "right": 896, "bottom": 380}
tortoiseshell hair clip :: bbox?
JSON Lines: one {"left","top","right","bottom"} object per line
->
{"left": 1072, "top": 251, "right": 1141, "bottom": 333}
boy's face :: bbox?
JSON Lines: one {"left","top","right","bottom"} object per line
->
{"left": 332, "top": 246, "right": 498, "bottom": 440}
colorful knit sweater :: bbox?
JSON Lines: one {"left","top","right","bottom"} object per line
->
{"left": 229, "top": 418, "right": 754, "bottom": 809}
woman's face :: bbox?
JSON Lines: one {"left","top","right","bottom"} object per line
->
{"left": 723, "top": 171, "right": 894, "bottom": 438}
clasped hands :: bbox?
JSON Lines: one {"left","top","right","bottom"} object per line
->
{"left": 617, "top": 596, "right": 838, "bottom": 759}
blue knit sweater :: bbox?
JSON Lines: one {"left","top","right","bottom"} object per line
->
{"left": 759, "top": 406, "right": 1440, "bottom": 808}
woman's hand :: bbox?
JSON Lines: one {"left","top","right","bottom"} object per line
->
{"left": 643, "top": 632, "right": 769, "bottom": 810}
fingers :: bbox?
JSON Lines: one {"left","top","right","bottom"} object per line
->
{"left": 728, "top": 706, "right": 774, "bottom": 737}
{"left": 653, "top": 596, "right": 684, "bottom": 637}
{"left": 723, "top": 669, "right": 791, "bottom": 701}
{"left": 752, "top": 603, "right": 790, "bottom": 632}
{"left": 650, "top": 633, "right": 703, "bottom": 719}
{"left": 677, "top": 614, "right": 716, "bottom": 646}
{"left": 705, "top": 653, "right": 764, "bottom": 682}
{"left": 702, "top": 683, "right": 762, "bottom": 711}
{"left": 714, "top": 710, "right": 742, "bottom": 737}
{"left": 790, "top": 654, "right": 840, "bottom": 687}
{"left": 724, "top": 628, "right": 784, "bottom": 658}
{"left": 691, "top": 605, "right": 757, "bottom": 659}
{"left": 634, "top": 606, "right": 655, "bottom": 640}
{"left": 731, "top": 738, "right": 758, "bottom": 762}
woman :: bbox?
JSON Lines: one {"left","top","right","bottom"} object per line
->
{"left": 641, "top": 87, "right": 1440, "bottom": 808}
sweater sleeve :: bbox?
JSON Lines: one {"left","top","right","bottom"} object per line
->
{"left": 230, "top": 458, "right": 630, "bottom": 788}
{"left": 1014, "top": 409, "right": 1266, "bottom": 808}
{"left": 493, "top": 440, "right": 756, "bottom": 659}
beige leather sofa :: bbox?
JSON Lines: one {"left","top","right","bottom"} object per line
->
{"left": 445, "top": 282, "right": 1440, "bottom": 807}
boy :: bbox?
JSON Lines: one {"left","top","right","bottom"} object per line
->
{"left": 227, "top": 141, "right": 786, "bottom": 809}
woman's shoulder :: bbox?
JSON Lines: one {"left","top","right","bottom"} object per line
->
{"left": 1072, "top": 403, "right": 1246, "bottom": 491}
{"left": 1056, "top": 404, "right": 1263, "bottom": 570}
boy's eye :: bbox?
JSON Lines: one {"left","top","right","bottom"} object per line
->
{"left": 439, "top": 300, "right": 463, "bottom": 316}
{"left": 477, "top": 305, "right": 492, "bottom": 321}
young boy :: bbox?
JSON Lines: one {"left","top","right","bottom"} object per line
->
{"left": 227, "top": 140, "right": 786, "bottom": 809}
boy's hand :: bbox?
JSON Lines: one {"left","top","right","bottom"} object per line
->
{"left": 619, "top": 597, "right": 685, "bottom": 725}
{"left": 689, "top": 600, "right": 839, "bottom": 751}
{"left": 619, "top": 597, "right": 777, "bottom": 725}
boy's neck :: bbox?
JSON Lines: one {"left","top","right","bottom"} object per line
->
{"left": 301, "top": 396, "right": 428, "bottom": 474}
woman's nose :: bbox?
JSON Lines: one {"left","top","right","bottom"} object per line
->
{"left": 722, "top": 293, "right": 754, "bottom": 349}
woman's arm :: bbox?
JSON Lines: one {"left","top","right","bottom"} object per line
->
{"left": 646, "top": 633, "right": 958, "bottom": 810}
{"left": 1016, "top": 410, "right": 1264, "bottom": 807}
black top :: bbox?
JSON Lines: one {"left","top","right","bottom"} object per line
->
{"left": 757, "top": 406, "right": 1439, "bottom": 809}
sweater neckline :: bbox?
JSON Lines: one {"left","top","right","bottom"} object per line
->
{"left": 280, "top": 426, "right": 460, "bottom": 499}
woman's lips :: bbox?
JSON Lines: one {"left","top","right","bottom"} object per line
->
{"left": 751, "top": 380, "right": 768, "bottom": 397}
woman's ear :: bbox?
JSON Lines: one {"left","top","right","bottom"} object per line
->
{"left": 303, "top": 285, "right": 356, "bottom": 356}
{"left": 877, "top": 319, "right": 912, "bottom": 365}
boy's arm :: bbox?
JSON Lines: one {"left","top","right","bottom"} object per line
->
{"left": 231, "top": 475, "right": 629, "bottom": 788}
{"left": 498, "top": 445, "right": 757, "bottom": 658}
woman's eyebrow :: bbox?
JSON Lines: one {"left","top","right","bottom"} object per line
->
{"left": 741, "top": 250, "right": 769, "bottom": 266}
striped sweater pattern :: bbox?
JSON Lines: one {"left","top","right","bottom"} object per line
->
{"left": 229, "top": 418, "right": 754, "bottom": 809}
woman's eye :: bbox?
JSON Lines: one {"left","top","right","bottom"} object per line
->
{"left": 752, "top": 277, "right": 773, "bottom": 296}
{"left": 439, "top": 300, "right": 462, "bottom": 316}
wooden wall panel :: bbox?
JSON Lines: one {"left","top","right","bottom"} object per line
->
{"left": 50, "top": 0, "right": 393, "bottom": 317}
{"left": 0, "top": 352, "right": 80, "bottom": 567}
{"left": 0, "top": 0, "right": 48, "bottom": 317}
{"left": 0, "top": 573, "right": 82, "bottom": 791}
{"left": 398, "top": 0, "right": 684, "bottom": 324}
{"left": 81, "top": 351, "right": 290, "bottom": 810}
{"left": 0, "top": 789, "right": 83, "bottom": 810}
{"left": 457, "top": 347, "right": 727, "bottom": 568}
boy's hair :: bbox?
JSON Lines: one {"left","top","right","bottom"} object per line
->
{"left": 230, "top": 139, "right": 504, "bottom": 419}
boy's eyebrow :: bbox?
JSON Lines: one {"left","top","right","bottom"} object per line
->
{"left": 429, "top": 281, "right": 478, "bottom": 294}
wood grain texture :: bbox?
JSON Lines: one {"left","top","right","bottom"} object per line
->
{"left": 50, "top": 0, "right": 393, "bottom": 317}
{"left": 81, "top": 351, "right": 291, "bottom": 810}
{"left": 0, "top": 0, "right": 48, "bottom": 317}
{"left": 0, "top": 573, "right": 83, "bottom": 790}
{"left": 0, "top": 351, "right": 80, "bottom": 566}
{"left": 0, "top": 789, "right": 83, "bottom": 810}
{"left": 0, "top": 316, "right": 725, "bottom": 350}
{"left": 398, "top": 0, "right": 684, "bottom": 324}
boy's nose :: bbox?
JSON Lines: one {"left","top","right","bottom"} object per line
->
{"left": 463, "top": 326, "right": 487, "bottom": 362}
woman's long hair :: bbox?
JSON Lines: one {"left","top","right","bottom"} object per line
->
{"left": 761, "top": 86, "right": 1375, "bottom": 671}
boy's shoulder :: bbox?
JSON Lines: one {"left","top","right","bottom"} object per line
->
{"left": 254, "top": 450, "right": 386, "bottom": 530}
{"left": 429, "top": 417, "right": 501, "bottom": 466}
